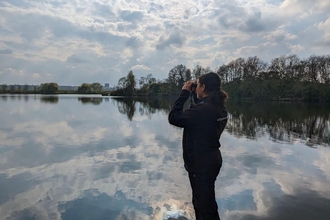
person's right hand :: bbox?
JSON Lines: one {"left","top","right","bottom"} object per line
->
{"left": 182, "top": 81, "right": 194, "bottom": 92}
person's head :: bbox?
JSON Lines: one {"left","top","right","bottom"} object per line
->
{"left": 196, "top": 72, "right": 228, "bottom": 106}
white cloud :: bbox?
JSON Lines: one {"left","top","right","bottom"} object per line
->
{"left": 0, "top": 0, "right": 329, "bottom": 85}
{"left": 279, "top": 0, "right": 330, "bottom": 17}
{"left": 0, "top": 68, "right": 25, "bottom": 77}
{"left": 131, "top": 64, "right": 151, "bottom": 71}
{"left": 317, "top": 17, "right": 330, "bottom": 45}
{"left": 289, "top": 44, "right": 304, "bottom": 53}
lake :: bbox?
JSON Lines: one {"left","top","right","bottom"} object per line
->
{"left": 0, "top": 94, "right": 329, "bottom": 220}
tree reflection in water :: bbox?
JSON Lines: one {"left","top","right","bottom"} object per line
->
{"left": 226, "top": 101, "right": 330, "bottom": 147}
{"left": 112, "top": 98, "right": 136, "bottom": 121}
{"left": 112, "top": 97, "right": 330, "bottom": 147}
{"left": 78, "top": 97, "right": 103, "bottom": 105}
{"left": 112, "top": 97, "right": 174, "bottom": 121}
{"left": 40, "top": 96, "right": 59, "bottom": 104}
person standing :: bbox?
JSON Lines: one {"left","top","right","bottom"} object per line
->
{"left": 168, "top": 72, "right": 228, "bottom": 220}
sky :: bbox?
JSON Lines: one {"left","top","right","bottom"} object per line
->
{"left": 0, "top": 0, "right": 330, "bottom": 86}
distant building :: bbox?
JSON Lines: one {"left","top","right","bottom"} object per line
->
{"left": 103, "top": 83, "right": 111, "bottom": 91}
{"left": 59, "top": 86, "right": 78, "bottom": 91}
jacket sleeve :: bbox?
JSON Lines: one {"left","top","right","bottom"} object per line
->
{"left": 168, "top": 90, "right": 200, "bottom": 128}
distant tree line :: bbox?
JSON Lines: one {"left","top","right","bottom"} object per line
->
{"left": 112, "top": 54, "right": 330, "bottom": 102}
{"left": 1, "top": 54, "right": 329, "bottom": 101}
{"left": 0, "top": 82, "right": 104, "bottom": 94}
{"left": 77, "top": 83, "right": 103, "bottom": 94}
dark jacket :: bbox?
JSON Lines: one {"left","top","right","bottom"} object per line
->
{"left": 168, "top": 90, "right": 228, "bottom": 173}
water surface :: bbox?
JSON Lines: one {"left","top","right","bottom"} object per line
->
{"left": 0, "top": 94, "right": 329, "bottom": 220}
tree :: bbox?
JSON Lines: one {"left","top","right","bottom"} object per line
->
{"left": 146, "top": 73, "right": 156, "bottom": 86}
{"left": 139, "top": 73, "right": 157, "bottom": 93}
{"left": 115, "top": 70, "right": 137, "bottom": 96}
{"left": 90, "top": 82, "right": 103, "bottom": 93}
{"left": 285, "top": 54, "right": 301, "bottom": 79}
{"left": 227, "top": 58, "right": 245, "bottom": 81}
{"left": 244, "top": 56, "right": 267, "bottom": 79}
{"left": 118, "top": 77, "right": 127, "bottom": 88}
{"left": 201, "top": 66, "right": 212, "bottom": 75}
{"left": 185, "top": 69, "right": 192, "bottom": 81}
{"left": 39, "top": 83, "right": 59, "bottom": 94}
{"left": 320, "top": 55, "right": 330, "bottom": 84}
{"left": 192, "top": 65, "right": 202, "bottom": 79}
{"left": 305, "top": 55, "right": 319, "bottom": 83}
{"left": 217, "top": 65, "right": 229, "bottom": 83}
{"left": 1, "top": 84, "right": 7, "bottom": 93}
{"left": 125, "top": 70, "right": 136, "bottom": 95}
{"left": 23, "top": 84, "right": 28, "bottom": 93}
{"left": 9, "top": 85, "right": 16, "bottom": 93}
{"left": 139, "top": 76, "right": 146, "bottom": 88}
{"left": 77, "top": 83, "right": 92, "bottom": 94}
{"left": 268, "top": 56, "right": 286, "bottom": 79}
{"left": 167, "top": 64, "right": 190, "bottom": 91}
{"left": 268, "top": 54, "right": 301, "bottom": 80}
{"left": 17, "top": 85, "right": 21, "bottom": 93}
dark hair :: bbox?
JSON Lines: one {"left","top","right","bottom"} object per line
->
{"left": 198, "top": 72, "right": 228, "bottom": 107}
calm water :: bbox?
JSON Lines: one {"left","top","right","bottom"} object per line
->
{"left": 0, "top": 94, "right": 330, "bottom": 220}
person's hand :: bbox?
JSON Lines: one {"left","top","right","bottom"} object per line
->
{"left": 182, "top": 81, "right": 194, "bottom": 92}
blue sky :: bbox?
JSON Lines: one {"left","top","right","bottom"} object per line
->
{"left": 0, "top": 0, "right": 330, "bottom": 86}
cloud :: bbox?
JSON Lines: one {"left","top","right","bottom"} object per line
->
{"left": 66, "top": 54, "right": 89, "bottom": 64}
{"left": 263, "top": 30, "right": 297, "bottom": 42}
{"left": 131, "top": 64, "right": 151, "bottom": 71}
{"left": 93, "top": 2, "right": 115, "bottom": 17}
{"left": 215, "top": 2, "right": 277, "bottom": 33}
{"left": 0, "top": 49, "right": 12, "bottom": 54}
{"left": 279, "top": 0, "right": 330, "bottom": 17}
{"left": 0, "top": 68, "right": 25, "bottom": 77}
{"left": 239, "top": 11, "right": 266, "bottom": 32}
{"left": 0, "top": 0, "right": 329, "bottom": 85}
{"left": 119, "top": 10, "right": 144, "bottom": 22}
{"left": 125, "top": 36, "right": 143, "bottom": 48}
{"left": 317, "top": 17, "right": 330, "bottom": 45}
{"left": 156, "top": 29, "right": 186, "bottom": 50}
{"left": 289, "top": 44, "right": 304, "bottom": 53}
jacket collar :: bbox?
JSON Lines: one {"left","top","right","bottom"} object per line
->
{"left": 198, "top": 96, "right": 209, "bottom": 104}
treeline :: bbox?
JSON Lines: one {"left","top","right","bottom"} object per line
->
{"left": 0, "top": 82, "right": 105, "bottom": 94}
{"left": 112, "top": 54, "right": 330, "bottom": 101}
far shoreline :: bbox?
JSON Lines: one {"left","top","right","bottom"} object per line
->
{"left": 1, "top": 92, "right": 329, "bottom": 103}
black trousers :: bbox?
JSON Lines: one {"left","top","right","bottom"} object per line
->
{"left": 188, "top": 169, "right": 221, "bottom": 220}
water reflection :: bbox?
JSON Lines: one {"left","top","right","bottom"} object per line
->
{"left": 0, "top": 95, "right": 329, "bottom": 220}
{"left": 58, "top": 190, "right": 151, "bottom": 220}
{"left": 112, "top": 97, "right": 330, "bottom": 147}
{"left": 23, "top": 95, "right": 29, "bottom": 102}
{"left": 226, "top": 101, "right": 330, "bottom": 146}
{"left": 78, "top": 97, "right": 103, "bottom": 105}
{"left": 113, "top": 98, "right": 136, "bottom": 121}
{"left": 229, "top": 188, "right": 330, "bottom": 220}
{"left": 1, "top": 96, "right": 7, "bottom": 102}
{"left": 112, "top": 97, "right": 174, "bottom": 121}
{"left": 40, "top": 96, "right": 59, "bottom": 104}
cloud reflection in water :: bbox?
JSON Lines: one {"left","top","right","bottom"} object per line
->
{"left": 0, "top": 95, "right": 329, "bottom": 220}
